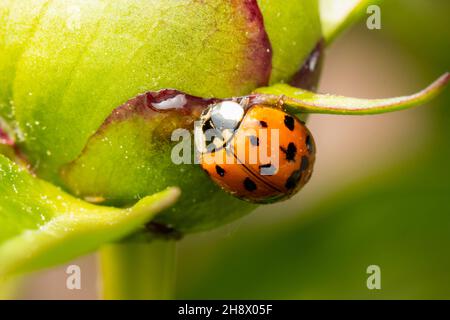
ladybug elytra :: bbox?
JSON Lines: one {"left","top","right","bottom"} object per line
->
{"left": 196, "top": 99, "right": 316, "bottom": 203}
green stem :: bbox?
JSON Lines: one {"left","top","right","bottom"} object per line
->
{"left": 0, "top": 276, "right": 21, "bottom": 300}
{"left": 100, "top": 239, "right": 177, "bottom": 300}
{"left": 254, "top": 73, "right": 449, "bottom": 115}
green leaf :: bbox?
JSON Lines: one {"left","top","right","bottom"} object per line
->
{"left": 1, "top": 0, "right": 272, "bottom": 181}
{"left": 0, "top": 143, "right": 15, "bottom": 164}
{"left": 256, "top": 0, "right": 322, "bottom": 84}
{"left": 320, "top": 0, "right": 381, "bottom": 44}
{"left": 0, "top": 154, "right": 180, "bottom": 277}
{"left": 254, "top": 73, "right": 449, "bottom": 115}
{"left": 0, "top": 0, "right": 51, "bottom": 121}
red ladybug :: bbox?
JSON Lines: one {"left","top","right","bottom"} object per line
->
{"left": 196, "top": 99, "right": 316, "bottom": 203}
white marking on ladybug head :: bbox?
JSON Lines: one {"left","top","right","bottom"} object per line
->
{"left": 210, "top": 101, "right": 244, "bottom": 131}
{"left": 196, "top": 101, "right": 245, "bottom": 154}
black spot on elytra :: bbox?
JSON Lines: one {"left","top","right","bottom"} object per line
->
{"left": 306, "top": 135, "right": 314, "bottom": 154}
{"left": 259, "top": 120, "right": 268, "bottom": 128}
{"left": 259, "top": 163, "right": 277, "bottom": 176}
{"left": 284, "top": 115, "right": 295, "bottom": 131}
{"left": 280, "top": 142, "right": 297, "bottom": 161}
{"left": 300, "top": 156, "right": 309, "bottom": 171}
{"left": 285, "top": 170, "right": 302, "bottom": 189}
{"left": 249, "top": 135, "right": 259, "bottom": 146}
{"left": 202, "top": 118, "right": 214, "bottom": 133}
{"left": 243, "top": 177, "right": 257, "bottom": 192}
{"left": 215, "top": 165, "right": 225, "bottom": 177}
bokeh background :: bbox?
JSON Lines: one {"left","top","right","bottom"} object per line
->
{"left": 16, "top": 0, "right": 450, "bottom": 299}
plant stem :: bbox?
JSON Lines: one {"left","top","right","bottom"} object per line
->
{"left": 0, "top": 276, "right": 21, "bottom": 299}
{"left": 253, "top": 73, "right": 449, "bottom": 115}
{"left": 100, "top": 239, "right": 177, "bottom": 300}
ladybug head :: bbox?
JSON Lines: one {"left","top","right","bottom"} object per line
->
{"left": 196, "top": 101, "right": 246, "bottom": 153}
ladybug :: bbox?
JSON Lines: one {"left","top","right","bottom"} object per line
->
{"left": 195, "top": 99, "right": 316, "bottom": 203}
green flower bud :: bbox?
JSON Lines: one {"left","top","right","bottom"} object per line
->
{"left": 0, "top": 0, "right": 323, "bottom": 234}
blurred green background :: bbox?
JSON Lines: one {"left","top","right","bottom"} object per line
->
{"left": 18, "top": 0, "right": 450, "bottom": 299}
